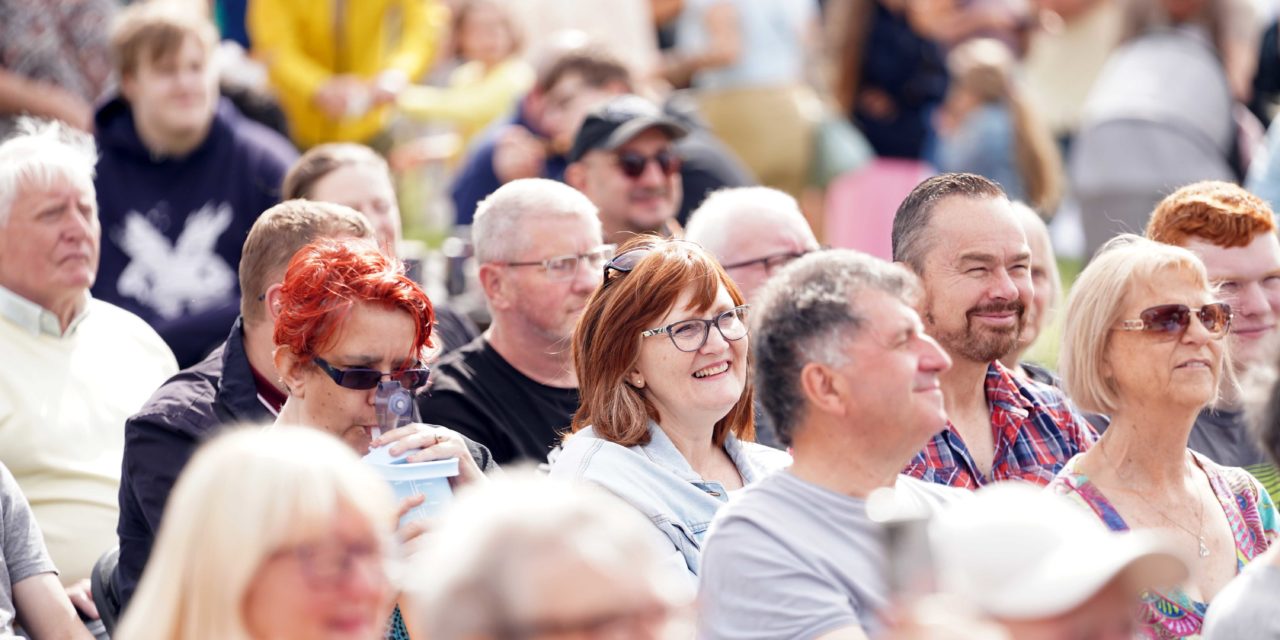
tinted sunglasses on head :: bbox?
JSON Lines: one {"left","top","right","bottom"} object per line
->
{"left": 313, "top": 357, "right": 431, "bottom": 391}
{"left": 1118, "top": 303, "right": 1232, "bottom": 339}
{"left": 615, "top": 149, "right": 681, "bottom": 179}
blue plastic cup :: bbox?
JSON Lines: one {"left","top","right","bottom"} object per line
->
{"left": 370, "top": 458, "right": 459, "bottom": 526}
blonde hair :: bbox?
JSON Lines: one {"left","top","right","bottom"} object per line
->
{"left": 1062, "top": 235, "right": 1225, "bottom": 415}
{"left": 115, "top": 426, "right": 397, "bottom": 640}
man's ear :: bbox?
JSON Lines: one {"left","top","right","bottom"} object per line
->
{"left": 263, "top": 283, "right": 285, "bottom": 324}
{"left": 564, "top": 162, "right": 586, "bottom": 190}
{"left": 478, "top": 263, "right": 514, "bottom": 311}
{"left": 799, "top": 362, "right": 846, "bottom": 418}
{"left": 274, "top": 346, "right": 306, "bottom": 397}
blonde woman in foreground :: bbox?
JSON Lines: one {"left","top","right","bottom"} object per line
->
{"left": 115, "top": 426, "right": 398, "bottom": 640}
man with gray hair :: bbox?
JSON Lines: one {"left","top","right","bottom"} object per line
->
{"left": 891, "top": 173, "right": 1095, "bottom": 490}
{"left": 699, "top": 250, "right": 961, "bottom": 640}
{"left": 684, "top": 186, "right": 821, "bottom": 303}
{"left": 0, "top": 120, "right": 177, "bottom": 617}
{"left": 418, "top": 178, "right": 610, "bottom": 464}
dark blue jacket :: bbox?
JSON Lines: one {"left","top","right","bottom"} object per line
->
{"left": 92, "top": 96, "right": 298, "bottom": 368}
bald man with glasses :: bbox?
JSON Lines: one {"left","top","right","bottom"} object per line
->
{"left": 418, "top": 179, "right": 610, "bottom": 464}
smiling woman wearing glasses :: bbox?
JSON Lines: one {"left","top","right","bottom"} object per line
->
{"left": 549, "top": 237, "right": 791, "bottom": 581}
{"left": 1049, "top": 235, "right": 1279, "bottom": 638}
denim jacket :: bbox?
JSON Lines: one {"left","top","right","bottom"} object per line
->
{"left": 548, "top": 421, "right": 791, "bottom": 578}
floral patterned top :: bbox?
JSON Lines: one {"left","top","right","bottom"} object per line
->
{"left": 1048, "top": 452, "right": 1279, "bottom": 639}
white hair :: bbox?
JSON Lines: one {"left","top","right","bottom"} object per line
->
{"left": 407, "top": 469, "right": 692, "bottom": 640}
{"left": 115, "top": 426, "right": 397, "bottom": 640}
{"left": 0, "top": 118, "right": 97, "bottom": 226}
{"left": 471, "top": 178, "right": 601, "bottom": 263}
{"left": 684, "top": 186, "right": 815, "bottom": 258}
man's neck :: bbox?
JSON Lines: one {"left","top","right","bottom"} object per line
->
{"left": 485, "top": 321, "right": 577, "bottom": 388}
{"left": 788, "top": 419, "right": 903, "bottom": 499}
{"left": 243, "top": 318, "right": 286, "bottom": 395}
{"left": 940, "top": 356, "right": 992, "bottom": 418}
{"left": 135, "top": 117, "right": 208, "bottom": 158}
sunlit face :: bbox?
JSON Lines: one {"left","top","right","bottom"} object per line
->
{"left": 505, "top": 552, "right": 690, "bottom": 640}
{"left": 1183, "top": 234, "right": 1280, "bottom": 370}
{"left": 497, "top": 214, "right": 605, "bottom": 344}
{"left": 575, "top": 130, "right": 682, "bottom": 238}
{"left": 457, "top": 1, "right": 516, "bottom": 67}
{"left": 243, "top": 504, "right": 393, "bottom": 640}
{"left": 997, "top": 579, "right": 1139, "bottom": 640}
{"left": 1105, "top": 269, "right": 1225, "bottom": 413}
{"left": 307, "top": 163, "right": 402, "bottom": 257}
{"left": 919, "top": 196, "right": 1032, "bottom": 365}
{"left": 839, "top": 289, "right": 952, "bottom": 447}
{"left": 281, "top": 302, "right": 420, "bottom": 454}
{"left": 631, "top": 284, "right": 747, "bottom": 431}
{"left": 0, "top": 175, "right": 99, "bottom": 311}
{"left": 540, "top": 73, "right": 620, "bottom": 152}
{"left": 717, "top": 213, "right": 819, "bottom": 303}
{"left": 121, "top": 35, "right": 218, "bottom": 144}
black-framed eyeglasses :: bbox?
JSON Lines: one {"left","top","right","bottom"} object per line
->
{"left": 614, "top": 149, "right": 681, "bottom": 179}
{"left": 1117, "top": 302, "right": 1232, "bottom": 339}
{"left": 641, "top": 305, "right": 749, "bottom": 352}
{"left": 313, "top": 357, "right": 431, "bottom": 391}
{"left": 270, "top": 540, "right": 394, "bottom": 590}
{"left": 501, "top": 244, "right": 616, "bottom": 281}
{"left": 721, "top": 248, "right": 817, "bottom": 273}
{"left": 603, "top": 246, "right": 653, "bottom": 280}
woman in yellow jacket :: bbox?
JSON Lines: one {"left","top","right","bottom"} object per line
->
{"left": 249, "top": 0, "right": 447, "bottom": 149}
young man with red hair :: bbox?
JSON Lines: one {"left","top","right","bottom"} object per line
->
{"left": 1146, "top": 180, "right": 1280, "bottom": 497}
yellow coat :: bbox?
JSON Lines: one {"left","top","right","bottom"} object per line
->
{"left": 397, "top": 57, "right": 535, "bottom": 147}
{"left": 249, "top": 0, "right": 446, "bottom": 148}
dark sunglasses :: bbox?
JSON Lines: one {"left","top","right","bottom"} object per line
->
{"left": 1117, "top": 302, "right": 1232, "bottom": 339}
{"left": 313, "top": 357, "right": 431, "bottom": 391}
{"left": 603, "top": 246, "right": 652, "bottom": 280}
{"left": 615, "top": 149, "right": 681, "bottom": 179}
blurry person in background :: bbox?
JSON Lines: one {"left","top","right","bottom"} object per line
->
{"left": 998, "top": 202, "right": 1062, "bottom": 384}
{"left": 420, "top": 179, "right": 606, "bottom": 464}
{"left": 550, "top": 238, "right": 790, "bottom": 580}
{"left": 281, "top": 143, "right": 480, "bottom": 355}
{"left": 565, "top": 95, "right": 686, "bottom": 244}
{"left": 928, "top": 483, "right": 1189, "bottom": 640}
{"left": 116, "top": 427, "right": 400, "bottom": 640}
{"left": 248, "top": 0, "right": 446, "bottom": 149}
{"left": 398, "top": 0, "right": 535, "bottom": 150}
{"left": 1146, "top": 181, "right": 1280, "bottom": 499}
{"left": 1051, "top": 235, "right": 1278, "bottom": 638}
{"left": 407, "top": 472, "right": 693, "bottom": 640}
{"left": 93, "top": 2, "right": 298, "bottom": 368}
{"left": 0, "top": 120, "right": 176, "bottom": 617}
{"left": 935, "top": 39, "right": 1063, "bottom": 214}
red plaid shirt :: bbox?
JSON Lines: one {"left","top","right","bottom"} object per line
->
{"left": 903, "top": 361, "right": 1097, "bottom": 489}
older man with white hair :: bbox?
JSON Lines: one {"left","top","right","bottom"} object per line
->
{"left": 684, "top": 186, "right": 820, "bottom": 303}
{"left": 0, "top": 121, "right": 175, "bottom": 611}
{"left": 419, "top": 178, "right": 610, "bottom": 464}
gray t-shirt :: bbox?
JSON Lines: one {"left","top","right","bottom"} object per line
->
{"left": 698, "top": 471, "right": 964, "bottom": 640}
{"left": 1202, "top": 560, "right": 1280, "bottom": 640}
{"left": 1, "top": 462, "right": 56, "bottom": 635}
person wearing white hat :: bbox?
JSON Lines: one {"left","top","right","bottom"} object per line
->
{"left": 929, "top": 483, "right": 1189, "bottom": 640}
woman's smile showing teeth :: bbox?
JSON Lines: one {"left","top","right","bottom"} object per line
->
{"left": 693, "top": 362, "right": 731, "bottom": 378}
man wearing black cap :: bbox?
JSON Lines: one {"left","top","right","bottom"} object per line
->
{"left": 566, "top": 95, "right": 687, "bottom": 245}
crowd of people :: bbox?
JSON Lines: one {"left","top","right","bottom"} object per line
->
{"left": 5, "top": 0, "right": 1280, "bottom": 639}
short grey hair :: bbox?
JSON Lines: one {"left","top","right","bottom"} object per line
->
{"left": 407, "top": 470, "right": 691, "bottom": 640}
{"left": 471, "top": 178, "right": 601, "bottom": 263}
{"left": 0, "top": 118, "right": 97, "bottom": 226}
{"left": 891, "top": 172, "right": 1005, "bottom": 273}
{"left": 684, "top": 186, "right": 815, "bottom": 257}
{"left": 752, "top": 250, "right": 922, "bottom": 445}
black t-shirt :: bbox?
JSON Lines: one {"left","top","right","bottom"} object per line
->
{"left": 418, "top": 336, "right": 579, "bottom": 465}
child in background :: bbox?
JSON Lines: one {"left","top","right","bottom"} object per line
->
{"left": 398, "top": 0, "right": 534, "bottom": 148}
{"left": 935, "top": 38, "right": 1062, "bottom": 214}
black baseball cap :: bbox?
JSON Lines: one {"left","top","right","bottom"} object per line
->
{"left": 567, "top": 95, "right": 688, "bottom": 163}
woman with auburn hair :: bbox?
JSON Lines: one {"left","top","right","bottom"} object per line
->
{"left": 115, "top": 426, "right": 400, "bottom": 640}
{"left": 1049, "top": 235, "right": 1278, "bottom": 638}
{"left": 549, "top": 237, "right": 791, "bottom": 580}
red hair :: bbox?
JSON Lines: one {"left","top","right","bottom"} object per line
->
{"left": 1146, "top": 181, "right": 1276, "bottom": 248}
{"left": 571, "top": 237, "right": 754, "bottom": 448}
{"left": 273, "top": 238, "right": 435, "bottom": 359}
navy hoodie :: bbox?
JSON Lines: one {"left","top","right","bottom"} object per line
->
{"left": 92, "top": 96, "right": 298, "bottom": 368}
